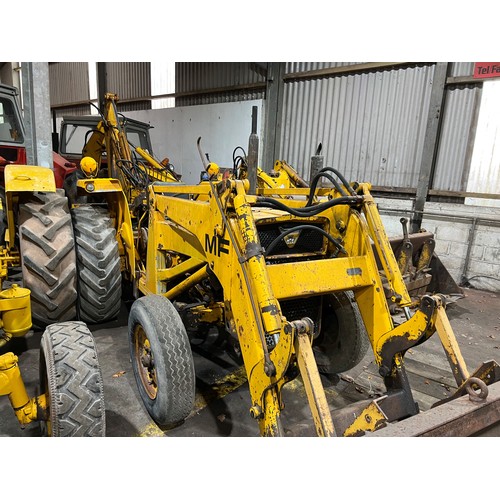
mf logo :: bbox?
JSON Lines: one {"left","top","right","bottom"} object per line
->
{"left": 280, "top": 227, "right": 301, "bottom": 248}
{"left": 205, "top": 232, "right": 230, "bottom": 257}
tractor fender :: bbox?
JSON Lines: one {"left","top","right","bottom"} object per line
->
{"left": 4, "top": 165, "right": 56, "bottom": 193}
{"left": 75, "top": 178, "right": 136, "bottom": 279}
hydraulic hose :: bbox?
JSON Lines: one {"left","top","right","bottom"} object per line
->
{"left": 306, "top": 172, "right": 349, "bottom": 204}
{"left": 255, "top": 195, "right": 363, "bottom": 218}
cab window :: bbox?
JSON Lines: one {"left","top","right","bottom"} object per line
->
{"left": 0, "top": 98, "right": 23, "bottom": 143}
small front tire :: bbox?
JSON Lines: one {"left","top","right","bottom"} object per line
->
{"left": 129, "top": 295, "right": 195, "bottom": 428}
{"left": 39, "top": 321, "right": 106, "bottom": 437}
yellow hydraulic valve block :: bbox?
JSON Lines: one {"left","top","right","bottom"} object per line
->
{"left": 0, "top": 284, "right": 32, "bottom": 338}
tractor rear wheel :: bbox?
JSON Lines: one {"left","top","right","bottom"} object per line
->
{"left": 71, "top": 205, "right": 122, "bottom": 323}
{"left": 129, "top": 295, "right": 195, "bottom": 428}
{"left": 313, "top": 292, "right": 370, "bottom": 374}
{"left": 39, "top": 321, "right": 105, "bottom": 437}
{"left": 18, "top": 190, "right": 77, "bottom": 329}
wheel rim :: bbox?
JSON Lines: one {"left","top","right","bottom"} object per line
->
{"left": 134, "top": 324, "right": 158, "bottom": 400}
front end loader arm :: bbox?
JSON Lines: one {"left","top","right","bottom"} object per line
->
{"left": 230, "top": 181, "right": 335, "bottom": 436}
{"left": 143, "top": 165, "right": 500, "bottom": 436}
{"left": 359, "top": 183, "right": 412, "bottom": 309}
{"left": 146, "top": 179, "right": 336, "bottom": 436}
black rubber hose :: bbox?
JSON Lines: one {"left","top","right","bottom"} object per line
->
{"left": 306, "top": 172, "right": 349, "bottom": 206}
{"left": 255, "top": 195, "right": 362, "bottom": 217}
{"left": 320, "top": 167, "right": 357, "bottom": 196}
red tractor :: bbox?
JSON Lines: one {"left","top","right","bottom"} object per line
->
{"left": 0, "top": 82, "right": 76, "bottom": 187}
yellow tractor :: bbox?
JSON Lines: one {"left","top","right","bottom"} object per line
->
{"left": 0, "top": 83, "right": 105, "bottom": 437}
{"left": 58, "top": 93, "right": 178, "bottom": 325}
{"left": 65, "top": 92, "right": 500, "bottom": 437}
{"left": 0, "top": 167, "right": 105, "bottom": 437}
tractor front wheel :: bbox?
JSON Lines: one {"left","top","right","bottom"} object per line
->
{"left": 129, "top": 295, "right": 195, "bottom": 428}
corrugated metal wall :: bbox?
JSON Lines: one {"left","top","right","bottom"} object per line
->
{"left": 105, "top": 62, "right": 152, "bottom": 112}
{"left": 175, "top": 62, "right": 265, "bottom": 106}
{"left": 173, "top": 61, "right": 483, "bottom": 192}
{"left": 49, "top": 62, "right": 91, "bottom": 118}
{"left": 50, "top": 62, "right": 153, "bottom": 115}
{"left": 47, "top": 61, "right": 491, "bottom": 198}
{"left": 433, "top": 83, "right": 480, "bottom": 191}
{"left": 280, "top": 63, "right": 435, "bottom": 187}
{"left": 449, "top": 62, "right": 475, "bottom": 78}
{"left": 286, "top": 62, "right": 363, "bottom": 72}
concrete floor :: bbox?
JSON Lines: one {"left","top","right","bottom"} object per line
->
{"left": 1, "top": 287, "right": 500, "bottom": 438}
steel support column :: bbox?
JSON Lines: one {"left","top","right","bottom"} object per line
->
{"left": 411, "top": 62, "right": 449, "bottom": 233}
{"left": 247, "top": 105, "right": 259, "bottom": 194}
{"left": 97, "top": 62, "right": 108, "bottom": 113}
{"left": 21, "top": 62, "right": 52, "bottom": 168}
{"left": 262, "top": 63, "right": 286, "bottom": 172}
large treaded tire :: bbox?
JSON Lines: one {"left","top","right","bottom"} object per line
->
{"left": 62, "top": 169, "right": 87, "bottom": 207}
{"left": 18, "top": 190, "right": 77, "bottom": 329}
{"left": 39, "top": 321, "right": 106, "bottom": 437}
{"left": 129, "top": 295, "right": 195, "bottom": 428}
{"left": 313, "top": 292, "right": 370, "bottom": 374}
{"left": 71, "top": 205, "right": 122, "bottom": 323}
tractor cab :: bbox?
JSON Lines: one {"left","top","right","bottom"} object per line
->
{"left": 0, "top": 83, "right": 27, "bottom": 166}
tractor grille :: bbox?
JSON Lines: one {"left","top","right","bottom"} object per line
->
{"left": 266, "top": 296, "right": 322, "bottom": 350}
{"left": 280, "top": 296, "right": 322, "bottom": 331}
{"left": 257, "top": 222, "right": 326, "bottom": 258}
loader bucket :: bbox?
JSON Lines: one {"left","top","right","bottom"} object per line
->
{"left": 426, "top": 251, "right": 464, "bottom": 296}
{"left": 379, "top": 229, "right": 464, "bottom": 301}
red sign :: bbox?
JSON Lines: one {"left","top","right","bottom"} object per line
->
{"left": 473, "top": 62, "right": 500, "bottom": 79}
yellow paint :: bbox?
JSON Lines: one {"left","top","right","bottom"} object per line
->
{"left": 0, "top": 352, "right": 44, "bottom": 426}
{"left": 434, "top": 299, "right": 470, "bottom": 385}
{"left": 138, "top": 422, "right": 166, "bottom": 437}
{"left": 126, "top": 145, "right": 479, "bottom": 437}
{"left": 295, "top": 326, "right": 335, "bottom": 436}
{"left": 0, "top": 285, "right": 32, "bottom": 337}
{"left": 193, "top": 366, "right": 248, "bottom": 412}
{"left": 4, "top": 165, "right": 56, "bottom": 193}
{"left": 80, "top": 156, "right": 99, "bottom": 177}
{"left": 343, "top": 401, "right": 388, "bottom": 436}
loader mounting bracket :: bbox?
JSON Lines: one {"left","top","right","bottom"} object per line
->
{"left": 378, "top": 295, "right": 436, "bottom": 376}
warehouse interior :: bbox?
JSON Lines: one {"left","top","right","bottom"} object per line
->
{"left": 1, "top": 55, "right": 500, "bottom": 496}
